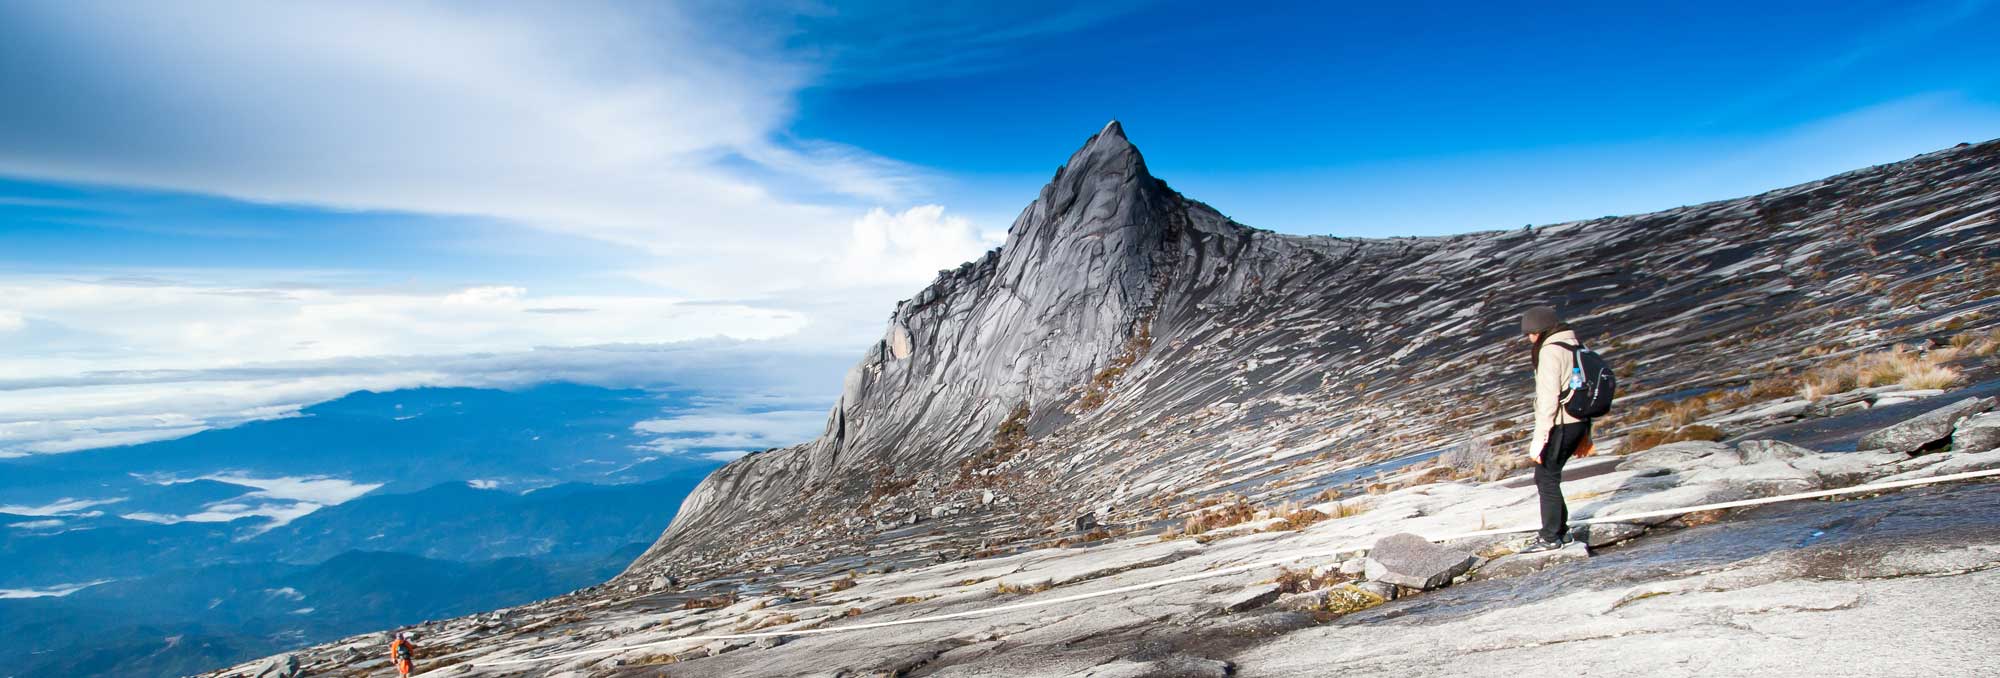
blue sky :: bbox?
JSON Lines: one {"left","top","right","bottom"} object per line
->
{"left": 1, "top": 0, "right": 1996, "bottom": 457}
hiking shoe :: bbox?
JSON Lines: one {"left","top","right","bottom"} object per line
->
{"left": 1518, "top": 538, "right": 1563, "bottom": 554}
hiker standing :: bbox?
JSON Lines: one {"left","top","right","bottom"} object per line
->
{"left": 1519, "top": 306, "right": 1602, "bottom": 553}
{"left": 390, "top": 632, "right": 418, "bottom": 677}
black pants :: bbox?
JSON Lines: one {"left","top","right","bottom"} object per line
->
{"left": 1536, "top": 421, "right": 1592, "bottom": 543}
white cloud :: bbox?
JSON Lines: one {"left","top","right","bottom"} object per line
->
{"left": 837, "top": 205, "right": 1007, "bottom": 287}
{"left": 0, "top": 580, "right": 113, "bottom": 599}
{"left": 8, "top": 519, "right": 66, "bottom": 530}
{"left": 466, "top": 479, "right": 500, "bottom": 490}
{"left": 0, "top": 4, "right": 1042, "bottom": 457}
{"left": 0, "top": 273, "right": 853, "bottom": 455}
{"left": 0, "top": 276, "right": 808, "bottom": 377}
{"left": 0, "top": 1, "right": 951, "bottom": 300}
{"left": 199, "top": 473, "right": 382, "bottom": 505}
{"left": 632, "top": 404, "right": 827, "bottom": 458}
{"left": 0, "top": 497, "right": 127, "bottom": 517}
{"left": 122, "top": 473, "right": 383, "bottom": 531}
{"left": 0, "top": 338, "right": 854, "bottom": 457}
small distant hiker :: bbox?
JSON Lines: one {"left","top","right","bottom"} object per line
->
{"left": 390, "top": 631, "right": 418, "bottom": 677}
{"left": 1518, "top": 305, "right": 1615, "bottom": 553}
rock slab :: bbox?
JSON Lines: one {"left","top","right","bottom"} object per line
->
{"left": 1362, "top": 533, "right": 1478, "bottom": 590}
{"left": 250, "top": 655, "right": 301, "bottom": 678}
{"left": 1858, "top": 397, "right": 1995, "bottom": 454}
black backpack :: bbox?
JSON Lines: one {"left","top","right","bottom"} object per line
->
{"left": 1551, "top": 341, "right": 1615, "bottom": 419}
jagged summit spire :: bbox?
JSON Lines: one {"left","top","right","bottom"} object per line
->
{"left": 1047, "top": 120, "right": 1153, "bottom": 200}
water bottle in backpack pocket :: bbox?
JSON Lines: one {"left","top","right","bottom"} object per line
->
{"left": 1552, "top": 342, "right": 1615, "bottom": 419}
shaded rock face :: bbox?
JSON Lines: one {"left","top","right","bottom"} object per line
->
{"left": 625, "top": 126, "right": 2000, "bottom": 584}
{"left": 1956, "top": 413, "right": 2000, "bottom": 453}
{"left": 1859, "top": 397, "right": 1996, "bottom": 454}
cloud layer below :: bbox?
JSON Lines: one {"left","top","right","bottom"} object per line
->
{"left": 0, "top": 2, "right": 1022, "bottom": 456}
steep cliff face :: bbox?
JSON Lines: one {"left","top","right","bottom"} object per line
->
{"left": 641, "top": 121, "right": 1274, "bottom": 564}
{"left": 629, "top": 125, "right": 2000, "bottom": 583}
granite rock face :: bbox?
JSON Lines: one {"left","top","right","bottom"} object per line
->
{"left": 1858, "top": 397, "right": 1996, "bottom": 454}
{"left": 623, "top": 127, "right": 2000, "bottom": 586}
{"left": 1953, "top": 412, "right": 2000, "bottom": 453}
{"left": 248, "top": 655, "right": 300, "bottom": 678}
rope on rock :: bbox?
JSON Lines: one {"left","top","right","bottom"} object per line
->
{"left": 474, "top": 466, "right": 2000, "bottom": 668}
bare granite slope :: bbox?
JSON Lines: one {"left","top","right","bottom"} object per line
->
{"left": 204, "top": 127, "right": 2000, "bottom": 678}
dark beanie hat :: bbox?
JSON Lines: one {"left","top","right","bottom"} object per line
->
{"left": 1521, "top": 306, "right": 1561, "bottom": 336}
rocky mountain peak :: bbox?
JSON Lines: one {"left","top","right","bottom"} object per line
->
{"left": 630, "top": 128, "right": 2000, "bottom": 591}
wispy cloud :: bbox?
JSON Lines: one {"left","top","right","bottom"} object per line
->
{"left": 632, "top": 399, "right": 829, "bottom": 459}
{"left": 0, "top": 1, "right": 996, "bottom": 300}
{"left": 0, "top": 497, "right": 127, "bottom": 517}
{"left": 0, "top": 580, "right": 113, "bottom": 599}
{"left": 122, "top": 472, "right": 383, "bottom": 531}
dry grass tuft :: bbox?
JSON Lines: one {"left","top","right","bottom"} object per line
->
{"left": 1902, "top": 362, "right": 1962, "bottom": 390}
{"left": 1263, "top": 501, "right": 1325, "bottom": 532}
{"left": 1799, "top": 345, "right": 1963, "bottom": 400}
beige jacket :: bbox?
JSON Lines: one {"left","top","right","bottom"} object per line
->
{"left": 1530, "top": 328, "right": 1583, "bottom": 456}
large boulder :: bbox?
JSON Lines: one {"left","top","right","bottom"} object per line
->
{"left": 1954, "top": 412, "right": 2000, "bottom": 453}
{"left": 1362, "top": 533, "right": 1477, "bottom": 590}
{"left": 1858, "top": 397, "right": 1995, "bottom": 454}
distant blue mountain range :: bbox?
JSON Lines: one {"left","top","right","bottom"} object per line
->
{"left": 0, "top": 383, "right": 738, "bottom": 678}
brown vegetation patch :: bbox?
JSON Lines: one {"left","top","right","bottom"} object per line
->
{"left": 1623, "top": 424, "right": 1726, "bottom": 453}
{"left": 955, "top": 402, "right": 1033, "bottom": 485}
{"left": 1674, "top": 509, "right": 1729, "bottom": 528}
{"left": 995, "top": 580, "right": 1052, "bottom": 595}
{"left": 1268, "top": 565, "right": 1354, "bottom": 594}
{"left": 682, "top": 593, "right": 737, "bottom": 611}
{"left": 1181, "top": 495, "right": 1257, "bottom": 536}
{"left": 1800, "top": 345, "right": 1963, "bottom": 400}
{"left": 1076, "top": 326, "right": 1154, "bottom": 411}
